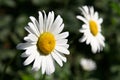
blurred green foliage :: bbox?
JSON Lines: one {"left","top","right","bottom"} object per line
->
{"left": 0, "top": 0, "right": 120, "bottom": 80}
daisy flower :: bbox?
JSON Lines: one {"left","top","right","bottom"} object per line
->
{"left": 76, "top": 6, "right": 105, "bottom": 53}
{"left": 80, "top": 58, "right": 96, "bottom": 71}
{"left": 17, "top": 11, "right": 70, "bottom": 75}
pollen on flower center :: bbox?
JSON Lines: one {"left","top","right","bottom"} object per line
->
{"left": 89, "top": 20, "right": 98, "bottom": 36}
{"left": 37, "top": 32, "right": 56, "bottom": 55}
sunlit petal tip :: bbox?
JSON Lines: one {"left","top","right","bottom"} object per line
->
{"left": 51, "top": 11, "right": 54, "bottom": 14}
{"left": 91, "top": 48, "right": 97, "bottom": 54}
{"left": 23, "top": 61, "right": 28, "bottom": 66}
{"left": 66, "top": 31, "right": 69, "bottom": 36}
{"left": 29, "top": 16, "right": 34, "bottom": 20}
{"left": 99, "top": 18, "right": 103, "bottom": 24}
{"left": 64, "top": 58, "right": 67, "bottom": 62}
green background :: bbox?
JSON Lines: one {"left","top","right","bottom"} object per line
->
{"left": 0, "top": 0, "right": 120, "bottom": 80}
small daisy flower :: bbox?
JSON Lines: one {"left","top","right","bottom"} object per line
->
{"left": 76, "top": 6, "right": 105, "bottom": 53}
{"left": 17, "top": 11, "right": 70, "bottom": 75}
{"left": 80, "top": 58, "right": 96, "bottom": 71}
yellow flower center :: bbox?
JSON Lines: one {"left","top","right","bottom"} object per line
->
{"left": 37, "top": 32, "right": 56, "bottom": 55}
{"left": 89, "top": 20, "right": 98, "bottom": 36}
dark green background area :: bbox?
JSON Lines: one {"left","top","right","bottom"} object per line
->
{"left": 0, "top": 0, "right": 120, "bottom": 80}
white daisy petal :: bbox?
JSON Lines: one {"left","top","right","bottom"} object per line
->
{"left": 43, "top": 11, "right": 47, "bottom": 32}
{"left": 82, "top": 24, "right": 88, "bottom": 29}
{"left": 46, "top": 55, "right": 55, "bottom": 75}
{"left": 51, "top": 51, "right": 63, "bottom": 67}
{"left": 94, "top": 12, "right": 98, "bottom": 20}
{"left": 98, "top": 18, "right": 103, "bottom": 24}
{"left": 57, "top": 44, "right": 69, "bottom": 49}
{"left": 21, "top": 52, "right": 28, "bottom": 57}
{"left": 79, "top": 35, "right": 87, "bottom": 43}
{"left": 97, "top": 35, "right": 105, "bottom": 47}
{"left": 41, "top": 56, "right": 46, "bottom": 74}
{"left": 16, "top": 43, "right": 34, "bottom": 50}
{"left": 55, "top": 46, "right": 70, "bottom": 55}
{"left": 90, "top": 39, "right": 98, "bottom": 53}
{"left": 55, "top": 32, "right": 69, "bottom": 40}
{"left": 46, "top": 12, "right": 51, "bottom": 31}
{"left": 97, "top": 34, "right": 105, "bottom": 41}
{"left": 46, "top": 11, "right": 54, "bottom": 31}
{"left": 64, "top": 44, "right": 69, "bottom": 48}
{"left": 28, "top": 22, "right": 38, "bottom": 33}
{"left": 51, "top": 15, "right": 63, "bottom": 34}
{"left": 82, "top": 6, "right": 89, "bottom": 14}
{"left": 23, "top": 53, "right": 35, "bottom": 65}
{"left": 57, "top": 24, "right": 64, "bottom": 34}
{"left": 90, "top": 7, "right": 94, "bottom": 17}
{"left": 79, "top": 6, "right": 89, "bottom": 20}
{"left": 77, "top": 16, "right": 87, "bottom": 24}
{"left": 32, "top": 52, "right": 41, "bottom": 71}
{"left": 55, "top": 50, "right": 67, "bottom": 62}
{"left": 56, "top": 38, "right": 68, "bottom": 44}
{"left": 28, "top": 22, "right": 39, "bottom": 36}
{"left": 86, "top": 37, "right": 91, "bottom": 45}
{"left": 20, "top": 45, "right": 37, "bottom": 58}
{"left": 25, "top": 26, "right": 39, "bottom": 37}
{"left": 24, "top": 34, "right": 38, "bottom": 42}
{"left": 38, "top": 11, "right": 44, "bottom": 33}
{"left": 49, "top": 11, "right": 55, "bottom": 29}
{"left": 79, "top": 28, "right": 87, "bottom": 33}
{"left": 29, "top": 16, "right": 40, "bottom": 34}
{"left": 25, "top": 45, "right": 37, "bottom": 54}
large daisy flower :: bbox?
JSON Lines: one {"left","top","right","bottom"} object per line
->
{"left": 76, "top": 6, "right": 105, "bottom": 53}
{"left": 17, "top": 11, "right": 70, "bottom": 75}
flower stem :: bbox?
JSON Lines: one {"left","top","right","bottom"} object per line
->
{"left": 40, "top": 74, "right": 46, "bottom": 80}
{"left": 1, "top": 52, "right": 18, "bottom": 80}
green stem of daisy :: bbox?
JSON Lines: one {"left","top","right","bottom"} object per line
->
{"left": 40, "top": 74, "right": 46, "bottom": 80}
{"left": 1, "top": 52, "right": 18, "bottom": 80}
{"left": 1, "top": 62, "right": 8, "bottom": 79}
